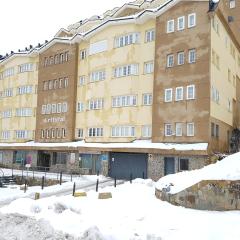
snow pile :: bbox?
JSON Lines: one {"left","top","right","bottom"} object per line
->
{"left": 1, "top": 179, "right": 240, "bottom": 240}
{"left": 156, "top": 152, "right": 240, "bottom": 194}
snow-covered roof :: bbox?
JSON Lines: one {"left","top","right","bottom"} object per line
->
{"left": 0, "top": 140, "right": 208, "bottom": 154}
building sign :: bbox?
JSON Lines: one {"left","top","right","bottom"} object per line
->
{"left": 43, "top": 117, "right": 65, "bottom": 123}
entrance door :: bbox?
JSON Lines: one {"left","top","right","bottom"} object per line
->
{"left": 37, "top": 151, "right": 51, "bottom": 171}
{"left": 164, "top": 157, "right": 175, "bottom": 175}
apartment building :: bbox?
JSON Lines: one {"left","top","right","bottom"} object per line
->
{"left": 0, "top": 0, "right": 239, "bottom": 180}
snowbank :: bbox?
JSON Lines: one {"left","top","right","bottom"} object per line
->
{"left": 156, "top": 152, "right": 240, "bottom": 194}
{"left": 1, "top": 179, "right": 240, "bottom": 240}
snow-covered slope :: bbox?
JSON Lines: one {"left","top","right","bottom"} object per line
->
{"left": 156, "top": 152, "right": 240, "bottom": 194}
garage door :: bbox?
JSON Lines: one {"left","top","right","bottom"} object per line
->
{"left": 109, "top": 152, "right": 148, "bottom": 180}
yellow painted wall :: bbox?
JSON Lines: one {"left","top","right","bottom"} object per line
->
{"left": 210, "top": 14, "right": 240, "bottom": 126}
{"left": 0, "top": 55, "right": 38, "bottom": 142}
{"left": 76, "top": 19, "right": 155, "bottom": 142}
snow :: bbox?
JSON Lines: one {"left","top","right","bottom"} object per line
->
{"left": 156, "top": 152, "right": 240, "bottom": 194}
{"left": 0, "top": 174, "right": 108, "bottom": 206}
{"left": 1, "top": 179, "right": 240, "bottom": 240}
{"left": 0, "top": 140, "right": 208, "bottom": 151}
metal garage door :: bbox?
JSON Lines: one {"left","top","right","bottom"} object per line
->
{"left": 109, "top": 152, "right": 148, "bottom": 180}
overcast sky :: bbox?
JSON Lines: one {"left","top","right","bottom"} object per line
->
{"left": 0, "top": 0, "right": 129, "bottom": 55}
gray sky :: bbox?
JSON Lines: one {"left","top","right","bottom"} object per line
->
{"left": 0, "top": 0, "right": 129, "bottom": 55}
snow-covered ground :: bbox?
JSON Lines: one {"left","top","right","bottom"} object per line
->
{"left": 0, "top": 175, "right": 108, "bottom": 206}
{"left": 156, "top": 152, "right": 240, "bottom": 194}
{"left": 1, "top": 167, "right": 82, "bottom": 181}
{"left": 1, "top": 179, "right": 240, "bottom": 240}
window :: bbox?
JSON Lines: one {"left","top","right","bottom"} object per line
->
{"left": 114, "top": 64, "right": 139, "bottom": 77}
{"left": 48, "top": 80, "right": 53, "bottom": 90}
{"left": 18, "top": 63, "right": 33, "bottom": 73}
{"left": 52, "top": 104, "right": 57, "bottom": 114}
{"left": 187, "top": 123, "right": 194, "bottom": 136}
{"left": 76, "top": 129, "right": 84, "bottom": 138}
{"left": 228, "top": 69, "right": 231, "bottom": 82}
{"left": 211, "top": 86, "right": 220, "bottom": 104}
{"left": 143, "top": 94, "right": 152, "bottom": 105}
{"left": 57, "top": 103, "right": 62, "bottom": 113}
{"left": 15, "top": 130, "right": 29, "bottom": 139}
{"left": 88, "top": 99, "right": 104, "bottom": 110}
{"left": 216, "top": 124, "right": 219, "bottom": 138}
{"left": 90, "top": 70, "right": 106, "bottom": 82}
{"left": 228, "top": 98, "right": 232, "bottom": 112}
{"left": 142, "top": 125, "right": 152, "bottom": 138}
{"left": 89, "top": 40, "right": 108, "bottom": 55}
{"left": 187, "top": 85, "right": 195, "bottom": 100}
{"left": 15, "top": 108, "right": 32, "bottom": 117}
{"left": 145, "top": 29, "right": 155, "bottom": 42}
{"left": 167, "top": 19, "right": 174, "bottom": 33}
{"left": 77, "top": 102, "right": 84, "bottom": 112}
{"left": 179, "top": 159, "right": 189, "bottom": 171}
{"left": 41, "top": 105, "right": 46, "bottom": 114}
{"left": 79, "top": 76, "right": 86, "bottom": 85}
{"left": 115, "top": 32, "right": 140, "bottom": 48}
{"left": 175, "top": 87, "right": 183, "bottom": 101}
{"left": 112, "top": 95, "right": 137, "bottom": 107}
{"left": 41, "top": 130, "right": 45, "bottom": 138}
{"left": 188, "top": 49, "right": 196, "bottom": 63}
{"left": 1, "top": 131, "right": 10, "bottom": 140}
{"left": 43, "top": 81, "right": 48, "bottom": 91}
{"left": 62, "top": 128, "right": 66, "bottom": 138}
{"left": 111, "top": 126, "right": 135, "bottom": 137}
{"left": 64, "top": 77, "right": 69, "bottom": 88}
{"left": 17, "top": 86, "right": 32, "bottom": 95}
{"left": 167, "top": 54, "right": 174, "bottom": 67}
{"left": 2, "top": 110, "right": 12, "bottom": 118}
{"left": 51, "top": 129, "right": 56, "bottom": 138}
{"left": 177, "top": 16, "right": 185, "bottom": 31}
{"left": 4, "top": 88, "right": 13, "bottom": 97}
{"left": 62, "top": 102, "right": 68, "bottom": 113}
{"left": 211, "top": 122, "right": 215, "bottom": 137}
{"left": 53, "top": 79, "right": 59, "bottom": 89}
{"left": 144, "top": 61, "right": 154, "bottom": 74}
{"left": 88, "top": 127, "right": 103, "bottom": 137}
{"left": 165, "top": 124, "right": 172, "bottom": 136}
{"left": 188, "top": 13, "right": 196, "bottom": 28}
{"left": 3, "top": 68, "right": 14, "bottom": 78}
{"left": 230, "top": 0, "right": 236, "bottom": 8}
{"left": 176, "top": 123, "right": 183, "bottom": 136}
{"left": 164, "top": 88, "right": 173, "bottom": 102}
{"left": 177, "top": 52, "right": 185, "bottom": 65}
{"left": 80, "top": 49, "right": 87, "bottom": 60}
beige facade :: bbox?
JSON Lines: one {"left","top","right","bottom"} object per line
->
{"left": 0, "top": 54, "right": 38, "bottom": 143}
{"left": 0, "top": 0, "right": 239, "bottom": 154}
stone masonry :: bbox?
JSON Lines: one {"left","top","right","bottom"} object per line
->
{"left": 155, "top": 180, "right": 240, "bottom": 211}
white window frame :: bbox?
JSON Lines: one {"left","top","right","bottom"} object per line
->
{"left": 145, "top": 29, "right": 155, "bottom": 42}
{"left": 79, "top": 76, "right": 86, "bottom": 86}
{"left": 175, "top": 123, "right": 183, "bottom": 137}
{"left": 187, "top": 123, "right": 195, "bottom": 136}
{"left": 188, "top": 13, "right": 196, "bottom": 28}
{"left": 164, "top": 88, "right": 173, "bottom": 102}
{"left": 80, "top": 49, "right": 87, "bottom": 60}
{"left": 143, "top": 93, "right": 152, "bottom": 105}
{"left": 167, "top": 54, "right": 174, "bottom": 68}
{"left": 177, "top": 16, "right": 185, "bottom": 31}
{"left": 229, "top": 0, "right": 236, "bottom": 9}
{"left": 186, "top": 85, "right": 195, "bottom": 100}
{"left": 142, "top": 125, "right": 152, "bottom": 138}
{"left": 188, "top": 49, "right": 196, "bottom": 63}
{"left": 167, "top": 19, "right": 174, "bottom": 33}
{"left": 144, "top": 61, "right": 154, "bottom": 74}
{"left": 165, "top": 124, "right": 173, "bottom": 136}
{"left": 177, "top": 51, "right": 185, "bottom": 65}
{"left": 175, "top": 87, "right": 183, "bottom": 101}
